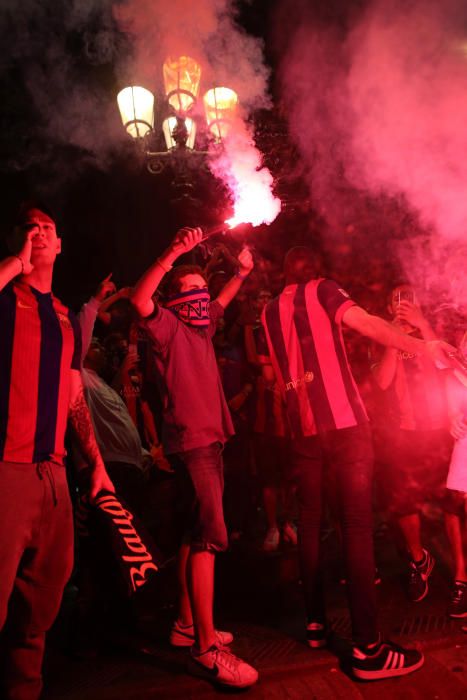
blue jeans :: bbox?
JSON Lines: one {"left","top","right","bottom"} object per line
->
{"left": 173, "top": 442, "right": 228, "bottom": 553}
{"left": 291, "top": 424, "right": 378, "bottom": 646}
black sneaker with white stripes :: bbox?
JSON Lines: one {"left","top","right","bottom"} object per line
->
{"left": 352, "top": 640, "right": 424, "bottom": 680}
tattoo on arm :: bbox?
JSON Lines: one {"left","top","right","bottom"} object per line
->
{"left": 69, "top": 385, "right": 101, "bottom": 467}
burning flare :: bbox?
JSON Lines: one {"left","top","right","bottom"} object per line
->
{"left": 208, "top": 118, "right": 281, "bottom": 231}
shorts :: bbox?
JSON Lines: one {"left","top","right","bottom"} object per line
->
{"left": 171, "top": 442, "right": 228, "bottom": 553}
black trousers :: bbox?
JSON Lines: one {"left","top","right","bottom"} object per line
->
{"left": 291, "top": 423, "right": 378, "bottom": 647}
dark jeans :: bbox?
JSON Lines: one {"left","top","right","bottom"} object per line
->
{"left": 172, "top": 442, "right": 228, "bottom": 553}
{"left": 291, "top": 424, "right": 378, "bottom": 646}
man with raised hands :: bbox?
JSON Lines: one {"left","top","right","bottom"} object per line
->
{"left": 131, "top": 227, "right": 258, "bottom": 689}
{"left": 0, "top": 202, "right": 114, "bottom": 700}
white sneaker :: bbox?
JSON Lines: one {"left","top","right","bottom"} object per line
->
{"left": 170, "top": 620, "right": 233, "bottom": 647}
{"left": 262, "top": 527, "right": 280, "bottom": 552}
{"left": 191, "top": 643, "right": 258, "bottom": 687}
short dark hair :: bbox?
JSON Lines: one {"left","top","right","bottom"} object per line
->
{"left": 283, "top": 246, "right": 316, "bottom": 283}
{"left": 14, "top": 199, "right": 56, "bottom": 227}
{"left": 4, "top": 200, "right": 57, "bottom": 255}
{"left": 164, "top": 264, "right": 207, "bottom": 297}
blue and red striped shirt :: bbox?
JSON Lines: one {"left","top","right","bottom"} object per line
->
{"left": 0, "top": 281, "right": 81, "bottom": 463}
{"left": 261, "top": 279, "right": 368, "bottom": 437}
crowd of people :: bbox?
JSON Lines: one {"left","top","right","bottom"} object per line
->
{"left": 0, "top": 201, "right": 466, "bottom": 698}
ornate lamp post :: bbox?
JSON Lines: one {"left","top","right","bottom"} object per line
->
{"left": 163, "top": 55, "right": 201, "bottom": 116}
{"left": 203, "top": 87, "right": 238, "bottom": 141}
{"left": 116, "top": 57, "right": 282, "bottom": 239}
{"left": 117, "top": 86, "right": 154, "bottom": 139}
{"left": 116, "top": 56, "right": 238, "bottom": 174}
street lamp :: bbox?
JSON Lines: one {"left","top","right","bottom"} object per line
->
{"left": 163, "top": 55, "right": 201, "bottom": 116}
{"left": 162, "top": 116, "right": 196, "bottom": 150}
{"left": 203, "top": 87, "right": 238, "bottom": 141}
{"left": 117, "top": 86, "right": 154, "bottom": 139}
{"left": 116, "top": 55, "right": 238, "bottom": 172}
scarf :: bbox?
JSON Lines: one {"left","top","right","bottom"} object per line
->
{"left": 165, "top": 287, "right": 211, "bottom": 329}
{"left": 76, "top": 490, "right": 164, "bottom": 596}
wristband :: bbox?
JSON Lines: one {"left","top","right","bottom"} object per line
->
{"left": 235, "top": 269, "right": 249, "bottom": 281}
{"left": 156, "top": 258, "right": 172, "bottom": 274}
{"left": 13, "top": 255, "right": 24, "bottom": 274}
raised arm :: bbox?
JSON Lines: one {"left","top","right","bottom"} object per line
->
{"left": 371, "top": 346, "right": 399, "bottom": 390}
{"left": 216, "top": 247, "right": 254, "bottom": 309}
{"left": 97, "top": 284, "right": 132, "bottom": 325}
{"left": 343, "top": 305, "right": 455, "bottom": 368}
{"left": 0, "top": 228, "right": 34, "bottom": 291}
{"left": 131, "top": 227, "right": 203, "bottom": 318}
{"left": 77, "top": 275, "right": 117, "bottom": 361}
{"left": 371, "top": 302, "right": 438, "bottom": 390}
{"left": 395, "top": 300, "right": 438, "bottom": 341}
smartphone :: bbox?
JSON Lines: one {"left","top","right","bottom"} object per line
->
{"left": 397, "top": 289, "right": 414, "bottom": 306}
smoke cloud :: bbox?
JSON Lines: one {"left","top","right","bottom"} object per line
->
{"left": 0, "top": 0, "right": 124, "bottom": 174}
{"left": 276, "top": 0, "right": 467, "bottom": 309}
{"left": 113, "top": 0, "right": 270, "bottom": 110}
{"left": 208, "top": 117, "right": 281, "bottom": 226}
{"left": 1, "top": 0, "right": 278, "bottom": 220}
{"left": 114, "top": 0, "right": 279, "bottom": 225}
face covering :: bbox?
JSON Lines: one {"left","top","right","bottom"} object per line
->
{"left": 165, "top": 288, "right": 211, "bottom": 329}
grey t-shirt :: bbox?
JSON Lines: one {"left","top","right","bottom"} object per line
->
{"left": 142, "top": 300, "right": 234, "bottom": 454}
{"left": 75, "top": 369, "right": 144, "bottom": 470}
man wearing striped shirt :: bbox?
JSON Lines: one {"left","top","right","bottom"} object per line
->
{"left": 261, "top": 247, "right": 454, "bottom": 680}
{"left": 0, "top": 203, "right": 114, "bottom": 700}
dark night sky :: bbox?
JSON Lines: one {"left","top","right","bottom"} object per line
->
{"left": 0, "top": 0, "right": 398, "bottom": 313}
{"left": 0, "top": 0, "right": 287, "bottom": 307}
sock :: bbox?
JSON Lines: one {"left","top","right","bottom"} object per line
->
{"left": 307, "top": 622, "right": 325, "bottom": 630}
{"left": 356, "top": 634, "right": 381, "bottom": 654}
{"left": 177, "top": 620, "right": 194, "bottom": 629}
{"left": 193, "top": 643, "right": 216, "bottom": 656}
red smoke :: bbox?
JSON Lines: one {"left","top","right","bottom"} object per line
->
{"left": 114, "top": 0, "right": 280, "bottom": 229}
{"left": 276, "top": 0, "right": 467, "bottom": 307}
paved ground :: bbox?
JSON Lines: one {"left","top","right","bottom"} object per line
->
{"left": 43, "top": 521, "right": 467, "bottom": 700}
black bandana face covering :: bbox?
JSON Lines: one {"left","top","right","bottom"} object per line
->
{"left": 165, "top": 288, "right": 211, "bottom": 329}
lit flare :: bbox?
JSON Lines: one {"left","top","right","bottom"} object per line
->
{"left": 208, "top": 117, "right": 281, "bottom": 232}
